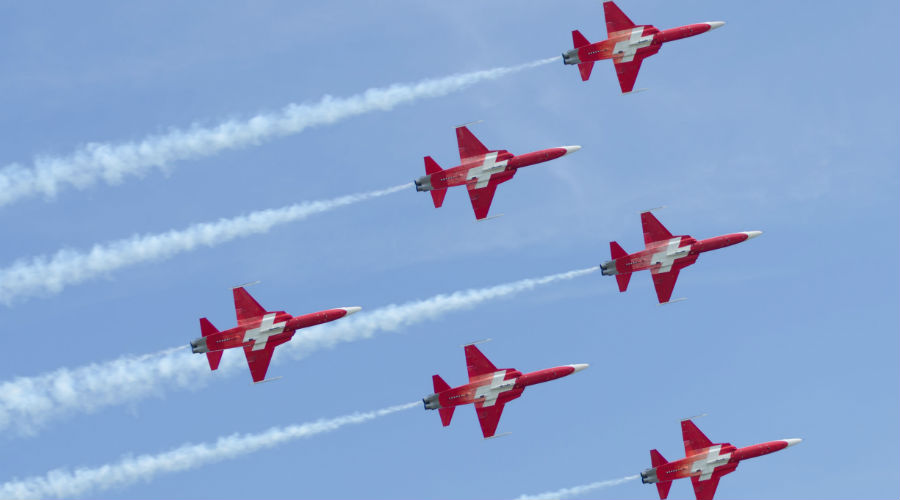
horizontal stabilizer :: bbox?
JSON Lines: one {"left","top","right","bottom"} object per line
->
{"left": 424, "top": 155, "right": 443, "bottom": 175}
{"left": 656, "top": 481, "right": 673, "bottom": 500}
{"left": 439, "top": 407, "right": 455, "bottom": 427}
{"left": 430, "top": 189, "right": 447, "bottom": 208}
{"left": 615, "top": 272, "right": 632, "bottom": 292}
{"left": 650, "top": 449, "right": 672, "bottom": 499}
{"left": 199, "top": 317, "right": 219, "bottom": 337}
{"left": 432, "top": 374, "right": 451, "bottom": 393}
{"left": 206, "top": 351, "right": 223, "bottom": 371}
{"left": 572, "top": 29, "right": 590, "bottom": 48}
{"left": 610, "top": 241, "right": 628, "bottom": 259}
{"left": 650, "top": 449, "right": 668, "bottom": 467}
{"left": 199, "top": 318, "right": 222, "bottom": 370}
{"left": 578, "top": 61, "right": 595, "bottom": 81}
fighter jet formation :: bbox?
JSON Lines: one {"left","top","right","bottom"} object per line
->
{"left": 175, "top": 2, "right": 800, "bottom": 497}
{"left": 4, "top": 1, "right": 808, "bottom": 498}
{"left": 641, "top": 419, "right": 802, "bottom": 500}
{"left": 563, "top": 1, "right": 725, "bottom": 93}
{"left": 177, "top": 1, "right": 802, "bottom": 497}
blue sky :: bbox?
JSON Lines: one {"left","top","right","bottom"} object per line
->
{"left": 0, "top": 1, "right": 897, "bottom": 498}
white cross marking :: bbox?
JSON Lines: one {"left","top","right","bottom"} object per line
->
{"left": 466, "top": 152, "right": 508, "bottom": 189}
{"left": 474, "top": 371, "right": 517, "bottom": 407}
{"left": 242, "top": 313, "right": 287, "bottom": 351}
{"left": 612, "top": 28, "right": 654, "bottom": 63}
{"left": 690, "top": 445, "right": 732, "bottom": 481}
{"left": 650, "top": 237, "right": 690, "bottom": 273}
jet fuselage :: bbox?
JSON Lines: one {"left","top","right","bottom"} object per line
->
{"left": 563, "top": 22, "right": 722, "bottom": 67}
{"left": 641, "top": 439, "right": 802, "bottom": 484}
{"left": 424, "top": 365, "right": 585, "bottom": 411}
{"left": 414, "top": 146, "right": 578, "bottom": 193}
{"left": 190, "top": 307, "right": 356, "bottom": 354}
{"left": 601, "top": 232, "right": 760, "bottom": 277}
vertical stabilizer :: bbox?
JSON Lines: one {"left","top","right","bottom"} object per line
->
{"left": 650, "top": 449, "right": 672, "bottom": 499}
{"left": 199, "top": 318, "right": 223, "bottom": 371}
{"left": 424, "top": 156, "right": 447, "bottom": 208}
{"left": 432, "top": 375, "right": 454, "bottom": 426}
{"left": 578, "top": 62, "right": 595, "bottom": 81}
{"left": 572, "top": 29, "right": 590, "bottom": 48}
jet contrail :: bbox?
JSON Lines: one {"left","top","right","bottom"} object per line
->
{"left": 516, "top": 475, "right": 640, "bottom": 500}
{"left": 0, "top": 266, "right": 598, "bottom": 435}
{"left": 0, "top": 402, "right": 417, "bottom": 499}
{"left": 0, "top": 183, "right": 408, "bottom": 304}
{"left": 0, "top": 57, "right": 557, "bottom": 207}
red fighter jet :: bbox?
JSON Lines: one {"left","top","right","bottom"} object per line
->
{"left": 422, "top": 342, "right": 588, "bottom": 438}
{"left": 562, "top": 1, "right": 724, "bottom": 93}
{"left": 600, "top": 211, "right": 761, "bottom": 303}
{"left": 190, "top": 286, "right": 361, "bottom": 383}
{"left": 414, "top": 125, "right": 580, "bottom": 220}
{"left": 641, "top": 419, "right": 802, "bottom": 500}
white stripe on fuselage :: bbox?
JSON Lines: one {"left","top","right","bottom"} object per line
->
{"left": 650, "top": 237, "right": 690, "bottom": 273}
{"left": 466, "top": 152, "right": 508, "bottom": 189}
{"left": 474, "top": 371, "right": 517, "bottom": 407}
{"left": 242, "top": 313, "right": 287, "bottom": 351}
{"left": 612, "top": 28, "right": 654, "bottom": 63}
{"left": 690, "top": 445, "right": 732, "bottom": 481}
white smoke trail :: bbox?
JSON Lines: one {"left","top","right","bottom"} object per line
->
{"left": 0, "top": 266, "right": 598, "bottom": 435}
{"left": 0, "top": 57, "right": 557, "bottom": 207}
{"left": 516, "top": 475, "right": 640, "bottom": 500}
{"left": 0, "top": 402, "right": 417, "bottom": 499}
{"left": 0, "top": 183, "right": 408, "bottom": 304}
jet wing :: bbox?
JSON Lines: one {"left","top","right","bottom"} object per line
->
{"left": 233, "top": 287, "right": 267, "bottom": 324}
{"left": 613, "top": 57, "right": 644, "bottom": 93}
{"left": 474, "top": 401, "right": 505, "bottom": 438}
{"left": 690, "top": 475, "right": 720, "bottom": 500}
{"left": 641, "top": 211, "right": 674, "bottom": 245}
{"left": 465, "top": 344, "right": 498, "bottom": 381}
{"left": 604, "top": 1, "right": 636, "bottom": 36}
{"left": 467, "top": 182, "right": 499, "bottom": 220}
{"left": 456, "top": 126, "right": 490, "bottom": 161}
{"left": 682, "top": 419, "right": 714, "bottom": 456}
{"left": 243, "top": 337, "right": 290, "bottom": 383}
{"left": 650, "top": 269, "right": 680, "bottom": 304}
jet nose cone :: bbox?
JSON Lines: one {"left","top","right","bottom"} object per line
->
{"left": 568, "top": 363, "right": 589, "bottom": 373}
{"left": 562, "top": 145, "right": 582, "bottom": 156}
{"left": 783, "top": 438, "right": 803, "bottom": 448}
{"left": 706, "top": 21, "right": 725, "bottom": 30}
{"left": 340, "top": 306, "right": 362, "bottom": 316}
{"left": 742, "top": 230, "right": 763, "bottom": 240}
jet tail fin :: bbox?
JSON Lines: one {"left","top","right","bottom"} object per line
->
{"left": 650, "top": 448, "right": 668, "bottom": 467}
{"left": 655, "top": 481, "right": 673, "bottom": 500}
{"left": 650, "top": 449, "right": 672, "bottom": 499}
{"left": 578, "top": 61, "right": 595, "bottom": 81}
{"left": 432, "top": 375, "right": 454, "bottom": 426}
{"left": 610, "top": 241, "right": 628, "bottom": 259}
{"left": 609, "top": 242, "right": 631, "bottom": 291}
{"left": 572, "top": 29, "right": 590, "bottom": 49}
{"left": 432, "top": 374, "right": 451, "bottom": 392}
{"left": 438, "top": 407, "right": 455, "bottom": 427}
{"left": 424, "top": 156, "right": 447, "bottom": 208}
{"left": 199, "top": 318, "right": 223, "bottom": 371}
